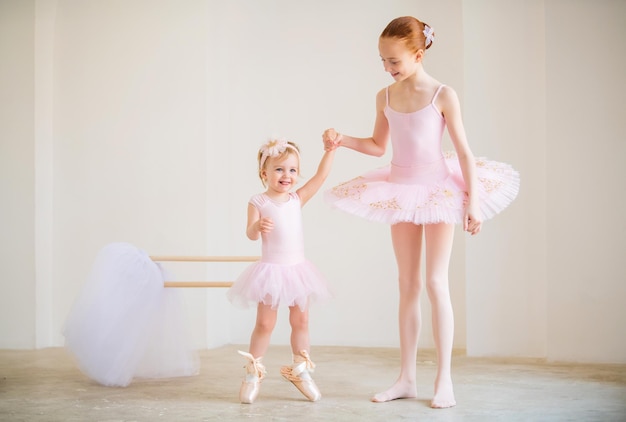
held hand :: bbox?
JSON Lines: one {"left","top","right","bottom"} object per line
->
{"left": 257, "top": 217, "right": 274, "bottom": 234}
{"left": 464, "top": 203, "right": 482, "bottom": 236}
{"left": 322, "top": 128, "right": 342, "bottom": 151}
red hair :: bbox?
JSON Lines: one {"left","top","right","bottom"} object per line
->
{"left": 380, "top": 16, "right": 434, "bottom": 53}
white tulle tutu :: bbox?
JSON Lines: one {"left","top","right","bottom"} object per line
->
{"left": 63, "top": 242, "right": 199, "bottom": 387}
{"left": 325, "top": 151, "right": 519, "bottom": 225}
{"left": 227, "top": 260, "right": 331, "bottom": 311}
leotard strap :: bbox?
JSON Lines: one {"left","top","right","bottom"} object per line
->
{"left": 431, "top": 85, "right": 446, "bottom": 104}
{"left": 387, "top": 85, "right": 445, "bottom": 106}
{"left": 386, "top": 85, "right": 445, "bottom": 110}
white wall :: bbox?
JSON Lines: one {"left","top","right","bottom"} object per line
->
{"left": 0, "top": 0, "right": 36, "bottom": 349}
{"left": 49, "top": 0, "right": 211, "bottom": 348}
{"left": 463, "top": 0, "right": 626, "bottom": 363}
{"left": 544, "top": 0, "right": 626, "bottom": 362}
{"left": 1, "top": 0, "right": 625, "bottom": 364}
{"left": 464, "top": 1, "right": 548, "bottom": 358}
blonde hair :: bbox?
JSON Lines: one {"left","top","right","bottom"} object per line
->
{"left": 257, "top": 140, "right": 300, "bottom": 186}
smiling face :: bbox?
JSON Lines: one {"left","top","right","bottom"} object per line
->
{"left": 261, "top": 152, "right": 300, "bottom": 196}
{"left": 378, "top": 36, "right": 422, "bottom": 81}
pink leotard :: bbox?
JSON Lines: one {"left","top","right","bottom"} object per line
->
{"left": 227, "top": 192, "right": 331, "bottom": 310}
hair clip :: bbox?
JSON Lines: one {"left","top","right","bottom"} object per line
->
{"left": 423, "top": 25, "right": 435, "bottom": 47}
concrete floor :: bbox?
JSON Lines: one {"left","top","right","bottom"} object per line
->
{"left": 1, "top": 345, "right": 625, "bottom": 422}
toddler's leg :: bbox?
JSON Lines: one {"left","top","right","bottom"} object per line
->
{"left": 288, "top": 304, "right": 310, "bottom": 353}
{"left": 249, "top": 302, "right": 278, "bottom": 358}
{"left": 238, "top": 303, "right": 277, "bottom": 404}
{"left": 372, "top": 223, "right": 423, "bottom": 403}
{"left": 424, "top": 223, "right": 456, "bottom": 409}
{"left": 280, "top": 307, "right": 321, "bottom": 401}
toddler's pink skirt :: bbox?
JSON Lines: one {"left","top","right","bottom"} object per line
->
{"left": 227, "top": 260, "right": 331, "bottom": 311}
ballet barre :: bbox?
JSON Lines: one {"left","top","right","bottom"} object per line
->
{"left": 150, "top": 255, "right": 260, "bottom": 288}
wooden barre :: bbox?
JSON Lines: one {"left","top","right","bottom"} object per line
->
{"left": 152, "top": 255, "right": 258, "bottom": 288}
{"left": 164, "top": 281, "right": 234, "bottom": 288}
{"left": 151, "top": 255, "right": 260, "bottom": 263}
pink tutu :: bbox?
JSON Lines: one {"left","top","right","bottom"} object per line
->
{"left": 227, "top": 260, "right": 331, "bottom": 311}
{"left": 325, "top": 151, "right": 519, "bottom": 225}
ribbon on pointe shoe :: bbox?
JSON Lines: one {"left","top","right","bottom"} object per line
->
{"left": 292, "top": 350, "right": 316, "bottom": 375}
{"left": 238, "top": 350, "right": 266, "bottom": 404}
{"left": 238, "top": 350, "right": 266, "bottom": 380}
{"left": 280, "top": 350, "right": 321, "bottom": 401}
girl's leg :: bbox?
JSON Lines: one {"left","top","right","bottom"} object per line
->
{"left": 372, "top": 222, "right": 424, "bottom": 402}
{"left": 249, "top": 303, "right": 278, "bottom": 358}
{"left": 239, "top": 303, "right": 277, "bottom": 404}
{"left": 423, "top": 223, "right": 456, "bottom": 408}
{"left": 282, "top": 305, "right": 321, "bottom": 401}
{"left": 288, "top": 305, "right": 310, "bottom": 354}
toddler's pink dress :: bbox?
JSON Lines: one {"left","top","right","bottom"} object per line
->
{"left": 325, "top": 85, "right": 519, "bottom": 224}
{"left": 227, "top": 192, "right": 331, "bottom": 311}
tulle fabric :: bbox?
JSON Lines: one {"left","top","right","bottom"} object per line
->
{"left": 63, "top": 242, "right": 199, "bottom": 387}
{"left": 227, "top": 260, "right": 331, "bottom": 311}
{"left": 325, "top": 151, "right": 519, "bottom": 225}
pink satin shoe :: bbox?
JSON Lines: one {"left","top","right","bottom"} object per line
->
{"left": 238, "top": 350, "right": 266, "bottom": 404}
{"left": 280, "top": 350, "right": 321, "bottom": 401}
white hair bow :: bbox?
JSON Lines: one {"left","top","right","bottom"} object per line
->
{"left": 423, "top": 25, "right": 435, "bottom": 47}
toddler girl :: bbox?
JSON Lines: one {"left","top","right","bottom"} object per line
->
{"left": 228, "top": 138, "right": 335, "bottom": 404}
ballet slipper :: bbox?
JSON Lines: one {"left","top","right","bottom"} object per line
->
{"left": 237, "top": 350, "right": 266, "bottom": 404}
{"left": 280, "top": 350, "right": 321, "bottom": 401}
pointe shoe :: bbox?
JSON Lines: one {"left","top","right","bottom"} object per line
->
{"left": 280, "top": 350, "right": 321, "bottom": 401}
{"left": 237, "top": 350, "right": 266, "bottom": 404}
